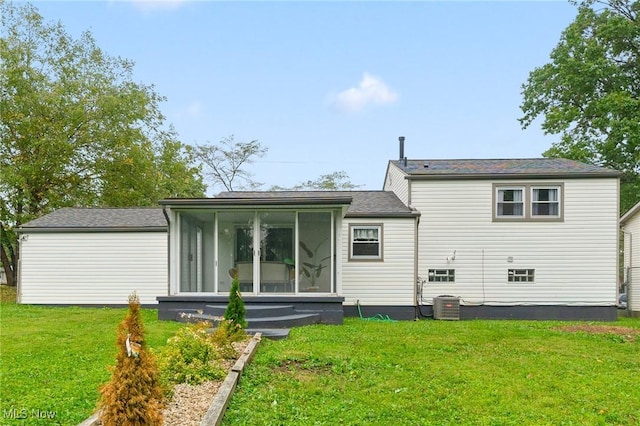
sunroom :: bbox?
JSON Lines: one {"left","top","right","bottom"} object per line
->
{"left": 159, "top": 194, "right": 352, "bottom": 299}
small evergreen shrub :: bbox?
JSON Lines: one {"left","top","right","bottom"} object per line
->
{"left": 156, "top": 321, "right": 226, "bottom": 388}
{"left": 224, "top": 273, "right": 247, "bottom": 330}
{"left": 98, "top": 293, "right": 164, "bottom": 426}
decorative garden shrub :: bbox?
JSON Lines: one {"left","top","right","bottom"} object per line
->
{"left": 224, "top": 273, "right": 247, "bottom": 331}
{"left": 98, "top": 293, "right": 164, "bottom": 425}
{"left": 155, "top": 321, "right": 227, "bottom": 389}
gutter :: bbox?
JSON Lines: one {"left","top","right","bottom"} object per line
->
{"left": 404, "top": 172, "right": 621, "bottom": 181}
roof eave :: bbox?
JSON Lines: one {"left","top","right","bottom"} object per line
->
{"left": 345, "top": 212, "right": 420, "bottom": 219}
{"left": 404, "top": 172, "right": 621, "bottom": 180}
{"left": 160, "top": 196, "right": 353, "bottom": 207}
{"left": 620, "top": 201, "right": 640, "bottom": 225}
{"left": 17, "top": 226, "right": 167, "bottom": 233}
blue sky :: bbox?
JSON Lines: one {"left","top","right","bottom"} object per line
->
{"left": 32, "top": 0, "right": 579, "bottom": 193}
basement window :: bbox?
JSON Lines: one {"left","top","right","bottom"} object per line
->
{"left": 428, "top": 269, "right": 455, "bottom": 283}
{"left": 508, "top": 269, "right": 535, "bottom": 283}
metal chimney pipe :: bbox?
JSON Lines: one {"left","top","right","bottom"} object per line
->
{"left": 399, "top": 136, "right": 405, "bottom": 161}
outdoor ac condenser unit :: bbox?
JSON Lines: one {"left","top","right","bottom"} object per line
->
{"left": 433, "top": 296, "right": 460, "bottom": 320}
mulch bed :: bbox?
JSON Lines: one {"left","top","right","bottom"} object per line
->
{"left": 553, "top": 324, "right": 639, "bottom": 342}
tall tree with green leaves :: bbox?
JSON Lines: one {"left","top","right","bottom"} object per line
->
{"left": 520, "top": 0, "right": 640, "bottom": 214}
{"left": 0, "top": 2, "right": 205, "bottom": 286}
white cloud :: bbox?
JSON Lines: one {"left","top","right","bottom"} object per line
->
{"left": 127, "top": 0, "right": 186, "bottom": 13}
{"left": 174, "top": 101, "right": 203, "bottom": 120}
{"left": 330, "top": 73, "right": 398, "bottom": 113}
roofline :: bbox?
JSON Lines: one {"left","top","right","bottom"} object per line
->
{"left": 17, "top": 226, "right": 167, "bottom": 233}
{"left": 404, "top": 172, "right": 621, "bottom": 181}
{"left": 620, "top": 201, "right": 640, "bottom": 225}
{"left": 345, "top": 212, "right": 420, "bottom": 219}
{"left": 160, "top": 196, "right": 353, "bottom": 207}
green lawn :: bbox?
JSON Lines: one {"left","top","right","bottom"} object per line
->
{"left": 224, "top": 317, "right": 640, "bottom": 426}
{"left": 1, "top": 291, "right": 639, "bottom": 425}
{"left": 0, "top": 297, "right": 180, "bottom": 425}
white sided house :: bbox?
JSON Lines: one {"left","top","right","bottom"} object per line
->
{"left": 384, "top": 156, "right": 620, "bottom": 320}
{"left": 17, "top": 145, "right": 622, "bottom": 321}
{"left": 621, "top": 201, "right": 640, "bottom": 316}
{"left": 17, "top": 208, "right": 167, "bottom": 305}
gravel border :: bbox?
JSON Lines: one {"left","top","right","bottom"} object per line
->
{"left": 78, "top": 333, "right": 262, "bottom": 426}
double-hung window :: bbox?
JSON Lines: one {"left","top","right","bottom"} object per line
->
{"left": 494, "top": 184, "right": 563, "bottom": 221}
{"left": 350, "top": 225, "right": 382, "bottom": 260}
{"left": 496, "top": 187, "right": 524, "bottom": 218}
{"left": 531, "top": 187, "right": 560, "bottom": 217}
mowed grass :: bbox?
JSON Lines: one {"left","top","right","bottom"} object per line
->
{"left": 224, "top": 317, "right": 640, "bottom": 426}
{"left": 0, "top": 292, "right": 181, "bottom": 425}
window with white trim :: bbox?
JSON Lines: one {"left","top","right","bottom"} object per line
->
{"left": 508, "top": 269, "right": 535, "bottom": 283}
{"left": 350, "top": 225, "right": 382, "bottom": 260}
{"left": 428, "top": 269, "right": 455, "bottom": 282}
{"left": 531, "top": 187, "right": 560, "bottom": 217}
{"left": 496, "top": 187, "right": 524, "bottom": 217}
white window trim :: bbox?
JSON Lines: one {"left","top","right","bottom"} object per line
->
{"left": 530, "top": 186, "right": 561, "bottom": 218}
{"left": 495, "top": 187, "right": 525, "bottom": 219}
{"left": 428, "top": 269, "right": 455, "bottom": 283}
{"left": 508, "top": 268, "right": 535, "bottom": 283}
{"left": 349, "top": 224, "right": 383, "bottom": 261}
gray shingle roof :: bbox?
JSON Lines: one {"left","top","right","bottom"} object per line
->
{"left": 216, "top": 191, "right": 417, "bottom": 217}
{"left": 620, "top": 201, "right": 640, "bottom": 225}
{"left": 392, "top": 158, "right": 620, "bottom": 178}
{"left": 19, "top": 208, "right": 167, "bottom": 231}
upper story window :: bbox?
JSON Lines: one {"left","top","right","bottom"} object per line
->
{"left": 350, "top": 224, "right": 383, "bottom": 261}
{"left": 496, "top": 188, "right": 524, "bottom": 217}
{"left": 531, "top": 187, "right": 560, "bottom": 217}
{"left": 494, "top": 184, "right": 563, "bottom": 222}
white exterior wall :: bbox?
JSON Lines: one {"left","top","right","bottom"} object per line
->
{"left": 341, "top": 217, "right": 416, "bottom": 307}
{"left": 622, "top": 204, "right": 640, "bottom": 314}
{"left": 19, "top": 232, "right": 167, "bottom": 305}
{"left": 383, "top": 163, "right": 410, "bottom": 205}
{"left": 411, "top": 178, "right": 618, "bottom": 306}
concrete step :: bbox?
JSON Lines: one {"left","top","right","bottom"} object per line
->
{"left": 246, "top": 328, "right": 290, "bottom": 340}
{"left": 175, "top": 312, "right": 222, "bottom": 324}
{"left": 205, "top": 304, "right": 297, "bottom": 318}
{"left": 247, "top": 313, "right": 320, "bottom": 329}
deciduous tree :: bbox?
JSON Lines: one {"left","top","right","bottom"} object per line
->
{"left": 192, "top": 135, "right": 268, "bottom": 192}
{"left": 270, "top": 171, "right": 362, "bottom": 191}
{"left": 520, "top": 0, "right": 640, "bottom": 214}
{"left": 0, "top": 2, "right": 204, "bottom": 286}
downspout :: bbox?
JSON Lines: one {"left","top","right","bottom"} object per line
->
{"left": 413, "top": 214, "right": 420, "bottom": 320}
{"left": 621, "top": 228, "right": 632, "bottom": 310}
{"left": 162, "top": 206, "right": 171, "bottom": 297}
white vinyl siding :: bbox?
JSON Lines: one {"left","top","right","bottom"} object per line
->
{"left": 411, "top": 178, "right": 618, "bottom": 306}
{"left": 18, "top": 232, "right": 167, "bottom": 305}
{"left": 341, "top": 218, "right": 415, "bottom": 306}
{"left": 622, "top": 203, "right": 640, "bottom": 313}
{"left": 384, "top": 163, "right": 410, "bottom": 205}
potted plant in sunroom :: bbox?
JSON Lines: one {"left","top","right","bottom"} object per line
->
{"left": 299, "top": 239, "right": 330, "bottom": 291}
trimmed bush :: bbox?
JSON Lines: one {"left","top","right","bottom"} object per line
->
{"left": 98, "top": 293, "right": 164, "bottom": 425}
{"left": 156, "top": 321, "right": 227, "bottom": 388}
